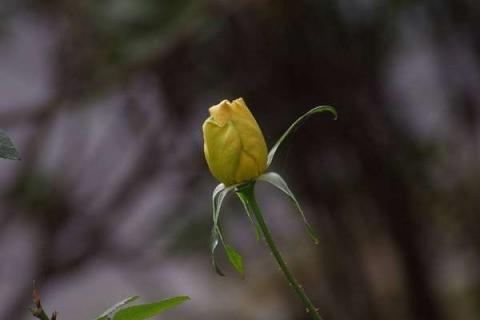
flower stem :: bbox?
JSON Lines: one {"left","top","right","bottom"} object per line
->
{"left": 31, "top": 287, "right": 57, "bottom": 320}
{"left": 236, "top": 182, "right": 324, "bottom": 320}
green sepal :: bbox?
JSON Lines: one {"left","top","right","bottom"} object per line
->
{"left": 224, "top": 244, "right": 244, "bottom": 279}
{"left": 237, "top": 192, "right": 262, "bottom": 241}
{"left": 258, "top": 172, "right": 319, "bottom": 244}
{"left": 0, "top": 129, "right": 20, "bottom": 160}
{"left": 112, "top": 296, "right": 190, "bottom": 320}
{"left": 210, "top": 183, "right": 230, "bottom": 276}
{"left": 210, "top": 226, "right": 225, "bottom": 276}
{"left": 210, "top": 183, "right": 245, "bottom": 278}
{"left": 94, "top": 296, "right": 139, "bottom": 320}
{"left": 212, "top": 183, "right": 229, "bottom": 225}
{"left": 267, "top": 105, "right": 336, "bottom": 167}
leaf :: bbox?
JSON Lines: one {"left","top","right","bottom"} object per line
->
{"left": 0, "top": 129, "right": 20, "bottom": 160}
{"left": 95, "top": 296, "right": 140, "bottom": 320}
{"left": 258, "top": 172, "right": 319, "bottom": 244}
{"left": 112, "top": 296, "right": 190, "bottom": 320}
{"left": 224, "top": 244, "right": 244, "bottom": 279}
{"left": 267, "top": 105, "right": 336, "bottom": 167}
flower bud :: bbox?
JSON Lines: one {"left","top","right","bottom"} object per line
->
{"left": 202, "top": 98, "right": 268, "bottom": 186}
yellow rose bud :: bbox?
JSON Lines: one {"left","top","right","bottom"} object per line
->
{"left": 202, "top": 98, "right": 268, "bottom": 186}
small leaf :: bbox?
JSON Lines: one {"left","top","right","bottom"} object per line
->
{"left": 268, "top": 105, "right": 336, "bottom": 167}
{"left": 0, "top": 129, "right": 20, "bottom": 160}
{"left": 95, "top": 296, "right": 140, "bottom": 320}
{"left": 258, "top": 172, "right": 319, "bottom": 244}
{"left": 224, "top": 244, "right": 244, "bottom": 279}
{"left": 112, "top": 296, "right": 190, "bottom": 320}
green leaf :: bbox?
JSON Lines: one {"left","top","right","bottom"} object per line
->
{"left": 95, "top": 296, "right": 140, "bottom": 320}
{"left": 0, "top": 129, "right": 20, "bottom": 160}
{"left": 224, "top": 244, "right": 244, "bottom": 279}
{"left": 258, "top": 172, "right": 319, "bottom": 244}
{"left": 267, "top": 105, "right": 336, "bottom": 167}
{"left": 112, "top": 296, "right": 190, "bottom": 320}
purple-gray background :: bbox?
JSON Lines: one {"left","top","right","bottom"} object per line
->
{"left": 0, "top": 1, "right": 479, "bottom": 319}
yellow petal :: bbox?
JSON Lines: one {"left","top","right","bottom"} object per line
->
{"left": 202, "top": 98, "right": 268, "bottom": 185}
{"left": 209, "top": 100, "right": 232, "bottom": 127}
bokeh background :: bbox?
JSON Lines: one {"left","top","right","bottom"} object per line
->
{"left": 1, "top": 1, "right": 479, "bottom": 319}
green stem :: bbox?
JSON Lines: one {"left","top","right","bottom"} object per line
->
{"left": 31, "top": 287, "right": 56, "bottom": 320}
{"left": 32, "top": 310, "right": 51, "bottom": 320}
{"left": 236, "top": 182, "right": 324, "bottom": 320}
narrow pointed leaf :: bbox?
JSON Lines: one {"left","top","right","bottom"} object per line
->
{"left": 112, "top": 296, "right": 190, "bottom": 320}
{"left": 0, "top": 129, "right": 20, "bottom": 160}
{"left": 224, "top": 244, "right": 244, "bottom": 278}
{"left": 267, "top": 106, "right": 336, "bottom": 167}
{"left": 258, "top": 172, "right": 319, "bottom": 244}
{"left": 95, "top": 296, "right": 139, "bottom": 320}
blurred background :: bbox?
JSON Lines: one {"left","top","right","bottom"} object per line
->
{"left": 0, "top": 0, "right": 479, "bottom": 319}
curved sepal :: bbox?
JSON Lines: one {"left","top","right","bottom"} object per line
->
{"left": 210, "top": 226, "right": 225, "bottom": 276}
{"left": 211, "top": 183, "right": 230, "bottom": 276}
{"left": 210, "top": 183, "right": 245, "bottom": 278}
{"left": 224, "top": 244, "right": 244, "bottom": 279}
{"left": 238, "top": 193, "right": 262, "bottom": 241}
{"left": 258, "top": 172, "right": 319, "bottom": 244}
{"left": 267, "top": 106, "right": 336, "bottom": 167}
{"left": 212, "top": 183, "right": 230, "bottom": 226}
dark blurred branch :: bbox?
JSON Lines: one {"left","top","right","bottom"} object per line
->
{"left": 0, "top": 97, "right": 64, "bottom": 128}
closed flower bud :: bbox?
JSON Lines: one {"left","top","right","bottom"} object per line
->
{"left": 202, "top": 98, "right": 268, "bottom": 186}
